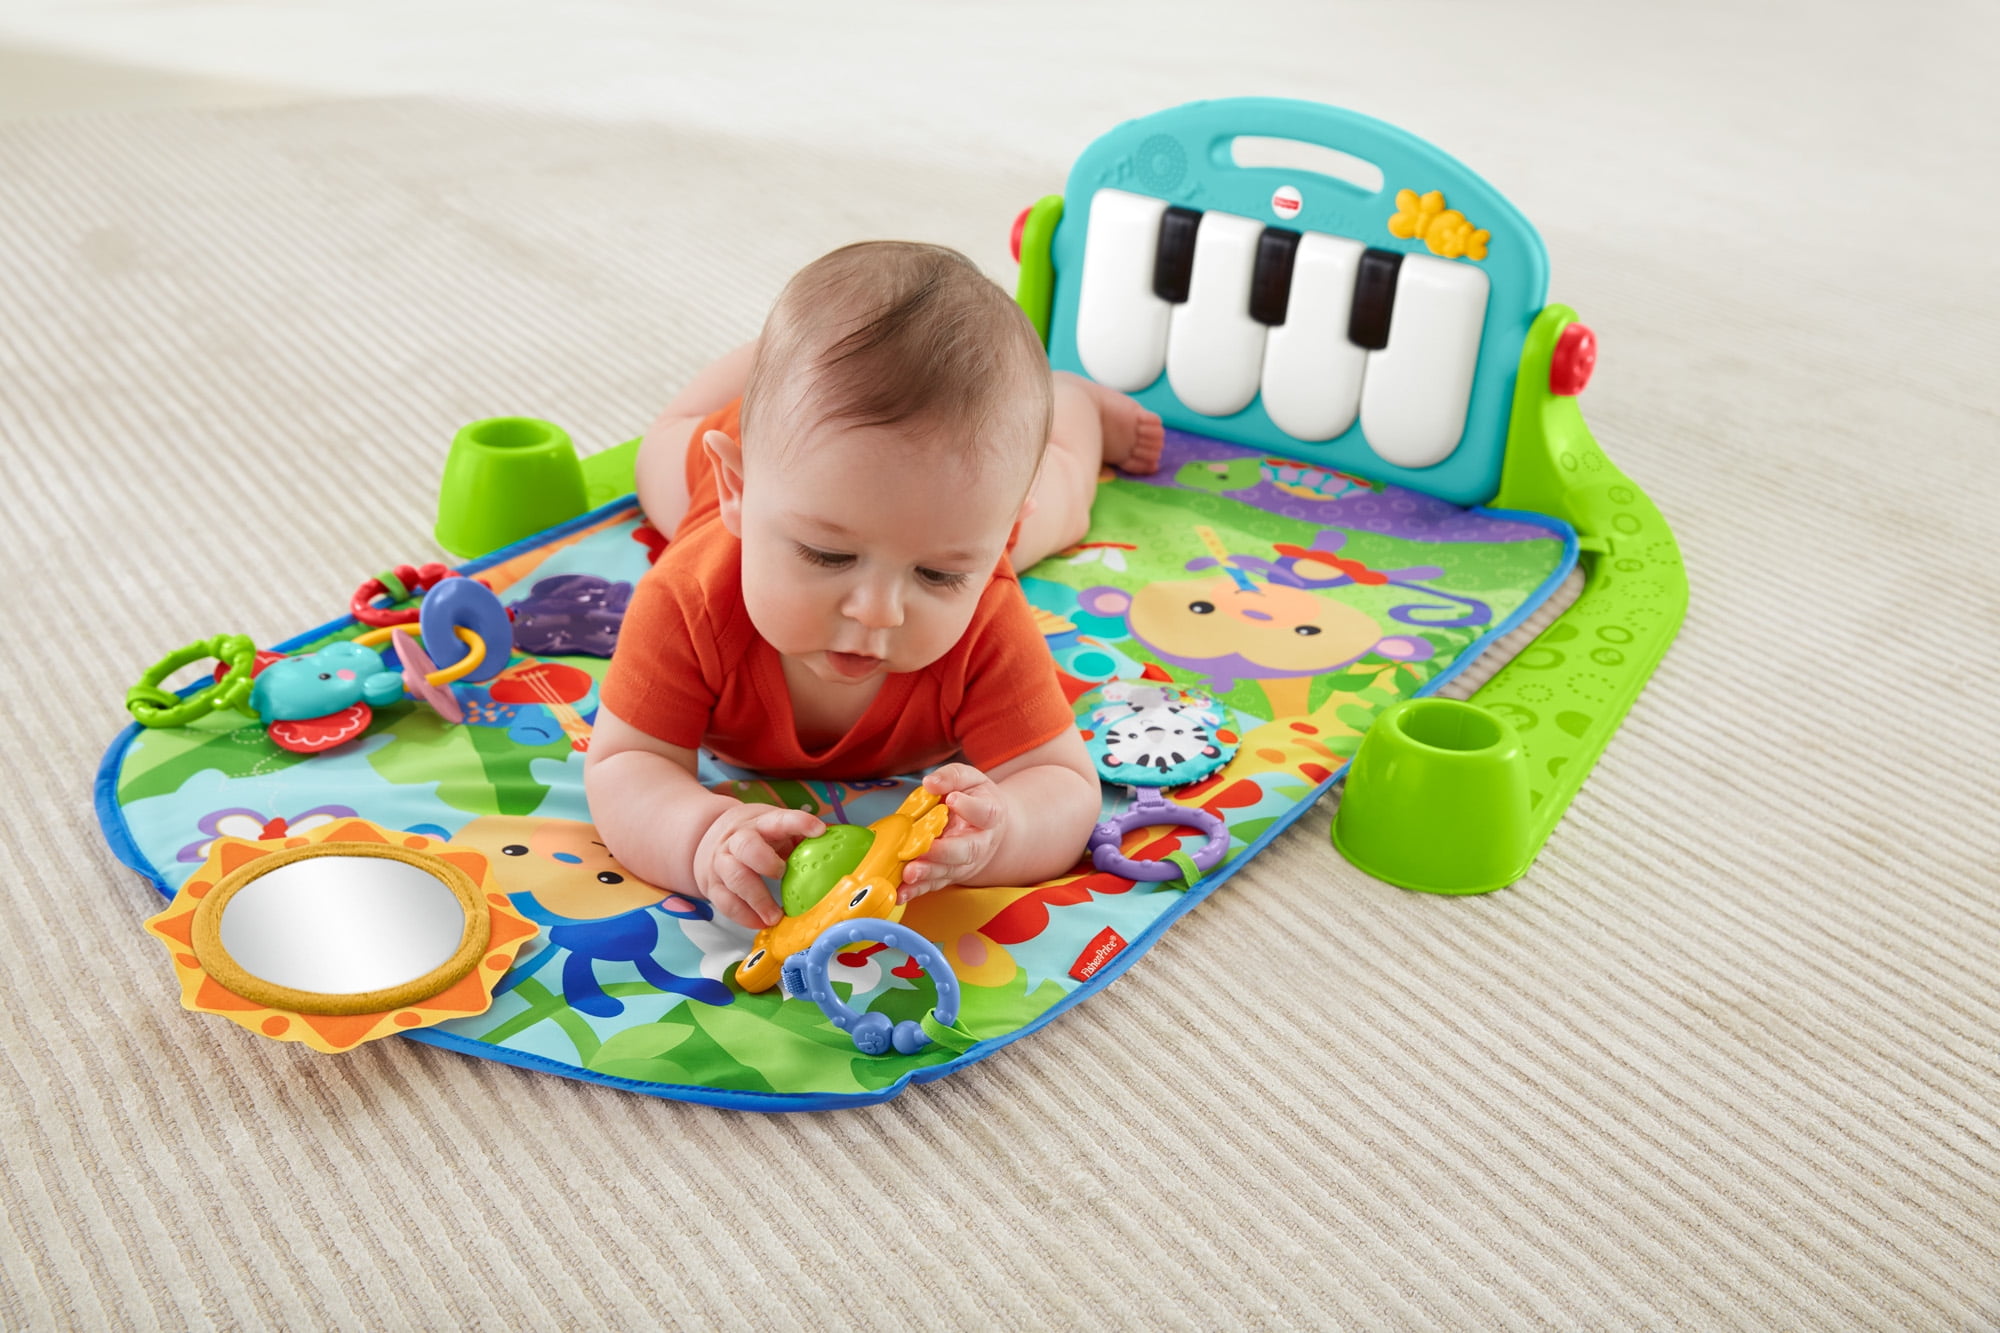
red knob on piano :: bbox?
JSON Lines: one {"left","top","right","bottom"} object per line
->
{"left": 1010, "top": 205, "right": 1031, "bottom": 264}
{"left": 1549, "top": 322, "right": 1596, "bottom": 396}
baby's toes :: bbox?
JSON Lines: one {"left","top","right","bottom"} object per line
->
{"left": 1123, "top": 409, "right": 1165, "bottom": 475}
{"left": 1088, "top": 376, "right": 1168, "bottom": 474}
{"left": 1097, "top": 383, "right": 1164, "bottom": 475}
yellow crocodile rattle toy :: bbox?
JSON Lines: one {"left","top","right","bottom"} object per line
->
{"left": 732, "top": 787, "right": 951, "bottom": 994}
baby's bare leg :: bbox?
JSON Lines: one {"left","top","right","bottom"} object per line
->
{"left": 635, "top": 339, "right": 759, "bottom": 532}
{"left": 1011, "top": 372, "right": 1164, "bottom": 571}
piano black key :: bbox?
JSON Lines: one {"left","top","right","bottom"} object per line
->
{"left": 1152, "top": 206, "right": 1202, "bottom": 304}
{"left": 1348, "top": 248, "right": 1403, "bottom": 351}
{"left": 1248, "top": 227, "right": 1301, "bottom": 327}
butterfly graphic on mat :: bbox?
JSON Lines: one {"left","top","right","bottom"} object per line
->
{"left": 176, "top": 806, "right": 358, "bottom": 863}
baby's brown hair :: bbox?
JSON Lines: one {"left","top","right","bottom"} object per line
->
{"left": 741, "top": 241, "right": 1053, "bottom": 478}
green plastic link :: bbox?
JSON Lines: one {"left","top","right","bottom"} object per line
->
{"left": 125, "top": 685, "right": 180, "bottom": 713}
{"left": 918, "top": 1011, "right": 981, "bottom": 1055}
{"left": 1162, "top": 850, "right": 1203, "bottom": 886}
{"left": 1013, "top": 194, "right": 1064, "bottom": 347}
{"left": 1478, "top": 304, "right": 1689, "bottom": 855}
{"left": 125, "top": 634, "right": 260, "bottom": 728}
{"left": 375, "top": 568, "right": 409, "bottom": 603}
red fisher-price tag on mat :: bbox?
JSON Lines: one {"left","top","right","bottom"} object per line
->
{"left": 1069, "top": 927, "right": 1128, "bottom": 982}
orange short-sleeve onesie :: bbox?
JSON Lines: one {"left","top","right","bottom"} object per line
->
{"left": 598, "top": 399, "right": 1076, "bottom": 780}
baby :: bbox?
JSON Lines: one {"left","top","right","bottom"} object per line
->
{"left": 586, "top": 241, "right": 1162, "bottom": 930}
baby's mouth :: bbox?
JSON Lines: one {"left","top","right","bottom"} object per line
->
{"left": 825, "top": 651, "right": 883, "bottom": 681}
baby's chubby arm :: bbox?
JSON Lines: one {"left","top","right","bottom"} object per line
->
{"left": 583, "top": 706, "right": 821, "bottom": 929}
{"left": 896, "top": 729, "right": 1099, "bottom": 900}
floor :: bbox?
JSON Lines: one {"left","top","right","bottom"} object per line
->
{"left": 0, "top": 38, "right": 290, "bottom": 121}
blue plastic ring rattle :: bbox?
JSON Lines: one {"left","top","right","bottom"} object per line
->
{"left": 419, "top": 577, "right": 511, "bottom": 685}
{"left": 782, "top": 921, "right": 961, "bottom": 1057}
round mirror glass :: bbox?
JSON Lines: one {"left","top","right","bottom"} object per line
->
{"left": 217, "top": 855, "right": 470, "bottom": 993}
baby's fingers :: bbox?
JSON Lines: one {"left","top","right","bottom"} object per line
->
{"left": 943, "top": 786, "right": 1003, "bottom": 832}
{"left": 751, "top": 807, "right": 826, "bottom": 855}
{"left": 712, "top": 855, "right": 780, "bottom": 928}
{"left": 897, "top": 860, "right": 954, "bottom": 902}
{"left": 923, "top": 763, "right": 989, "bottom": 798}
{"left": 729, "top": 826, "right": 790, "bottom": 881}
{"left": 705, "top": 880, "right": 770, "bottom": 932}
{"left": 901, "top": 834, "right": 984, "bottom": 894}
{"left": 900, "top": 828, "right": 982, "bottom": 897}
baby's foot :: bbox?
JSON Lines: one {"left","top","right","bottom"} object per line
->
{"left": 1091, "top": 381, "right": 1164, "bottom": 475}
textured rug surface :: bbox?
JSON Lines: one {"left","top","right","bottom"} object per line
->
{"left": 3, "top": 40, "right": 1997, "bottom": 1332}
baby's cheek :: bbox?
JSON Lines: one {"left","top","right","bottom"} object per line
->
{"left": 738, "top": 558, "right": 830, "bottom": 652}
{"left": 904, "top": 600, "right": 985, "bottom": 670}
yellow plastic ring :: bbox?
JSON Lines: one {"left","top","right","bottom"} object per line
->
{"left": 356, "top": 624, "right": 482, "bottom": 685}
{"left": 425, "top": 627, "right": 485, "bottom": 686}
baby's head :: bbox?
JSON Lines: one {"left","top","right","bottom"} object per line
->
{"left": 707, "top": 241, "right": 1053, "bottom": 686}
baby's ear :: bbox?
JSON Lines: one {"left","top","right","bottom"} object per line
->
{"left": 999, "top": 494, "right": 1035, "bottom": 560}
{"left": 703, "top": 430, "right": 746, "bottom": 536}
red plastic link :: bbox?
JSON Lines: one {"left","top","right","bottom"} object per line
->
{"left": 350, "top": 562, "right": 456, "bottom": 627}
{"left": 1009, "top": 205, "right": 1031, "bottom": 265}
{"left": 1549, "top": 322, "right": 1597, "bottom": 396}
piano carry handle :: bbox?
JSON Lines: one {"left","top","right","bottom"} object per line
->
{"left": 1465, "top": 303, "right": 1689, "bottom": 866}
{"left": 1175, "top": 100, "right": 1489, "bottom": 205}
{"left": 1227, "top": 136, "right": 1386, "bottom": 195}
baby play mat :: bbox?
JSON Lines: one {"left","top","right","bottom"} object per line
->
{"left": 98, "top": 428, "right": 1573, "bottom": 1109}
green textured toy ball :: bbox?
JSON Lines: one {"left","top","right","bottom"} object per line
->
{"left": 779, "top": 824, "right": 875, "bottom": 917}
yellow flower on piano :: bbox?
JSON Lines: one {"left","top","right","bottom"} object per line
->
{"left": 1388, "top": 188, "right": 1446, "bottom": 240}
{"left": 1426, "top": 210, "right": 1491, "bottom": 261}
{"left": 1386, "top": 187, "right": 1490, "bottom": 262}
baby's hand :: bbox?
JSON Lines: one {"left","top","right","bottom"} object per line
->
{"left": 693, "top": 802, "right": 824, "bottom": 930}
{"left": 899, "top": 764, "right": 1008, "bottom": 901}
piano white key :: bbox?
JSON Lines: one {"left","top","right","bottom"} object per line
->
{"left": 1358, "top": 254, "right": 1490, "bottom": 468}
{"left": 1259, "top": 232, "right": 1367, "bottom": 442}
{"left": 1165, "top": 210, "right": 1268, "bottom": 417}
{"left": 1074, "top": 189, "right": 1171, "bottom": 393}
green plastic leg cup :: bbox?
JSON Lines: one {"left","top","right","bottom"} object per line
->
{"left": 1331, "top": 698, "right": 1535, "bottom": 895}
{"left": 435, "top": 417, "right": 589, "bottom": 560}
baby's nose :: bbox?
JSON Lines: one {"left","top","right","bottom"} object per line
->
{"left": 843, "top": 578, "right": 904, "bottom": 630}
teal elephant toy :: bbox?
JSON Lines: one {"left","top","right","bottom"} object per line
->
{"left": 249, "top": 642, "right": 406, "bottom": 722}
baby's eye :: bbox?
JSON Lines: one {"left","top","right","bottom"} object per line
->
{"left": 794, "top": 543, "right": 855, "bottom": 569}
{"left": 916, "top": 567, "right": 972, "bottom": 592}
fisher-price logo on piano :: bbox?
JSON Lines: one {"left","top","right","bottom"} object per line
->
{"left": 1271, "top": 185, "right": 1303, "bottom": 220}
{"left": 1069, "top": 927, "right": 1128, "bottom": 982}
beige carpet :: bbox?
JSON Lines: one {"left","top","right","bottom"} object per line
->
{"left": 2, "top": 80, "right": 1996, "bottom": 1330}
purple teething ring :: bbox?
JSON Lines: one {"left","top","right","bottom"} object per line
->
{"left": 1087, "top": 786, "right": 1230, "bottom": 882}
